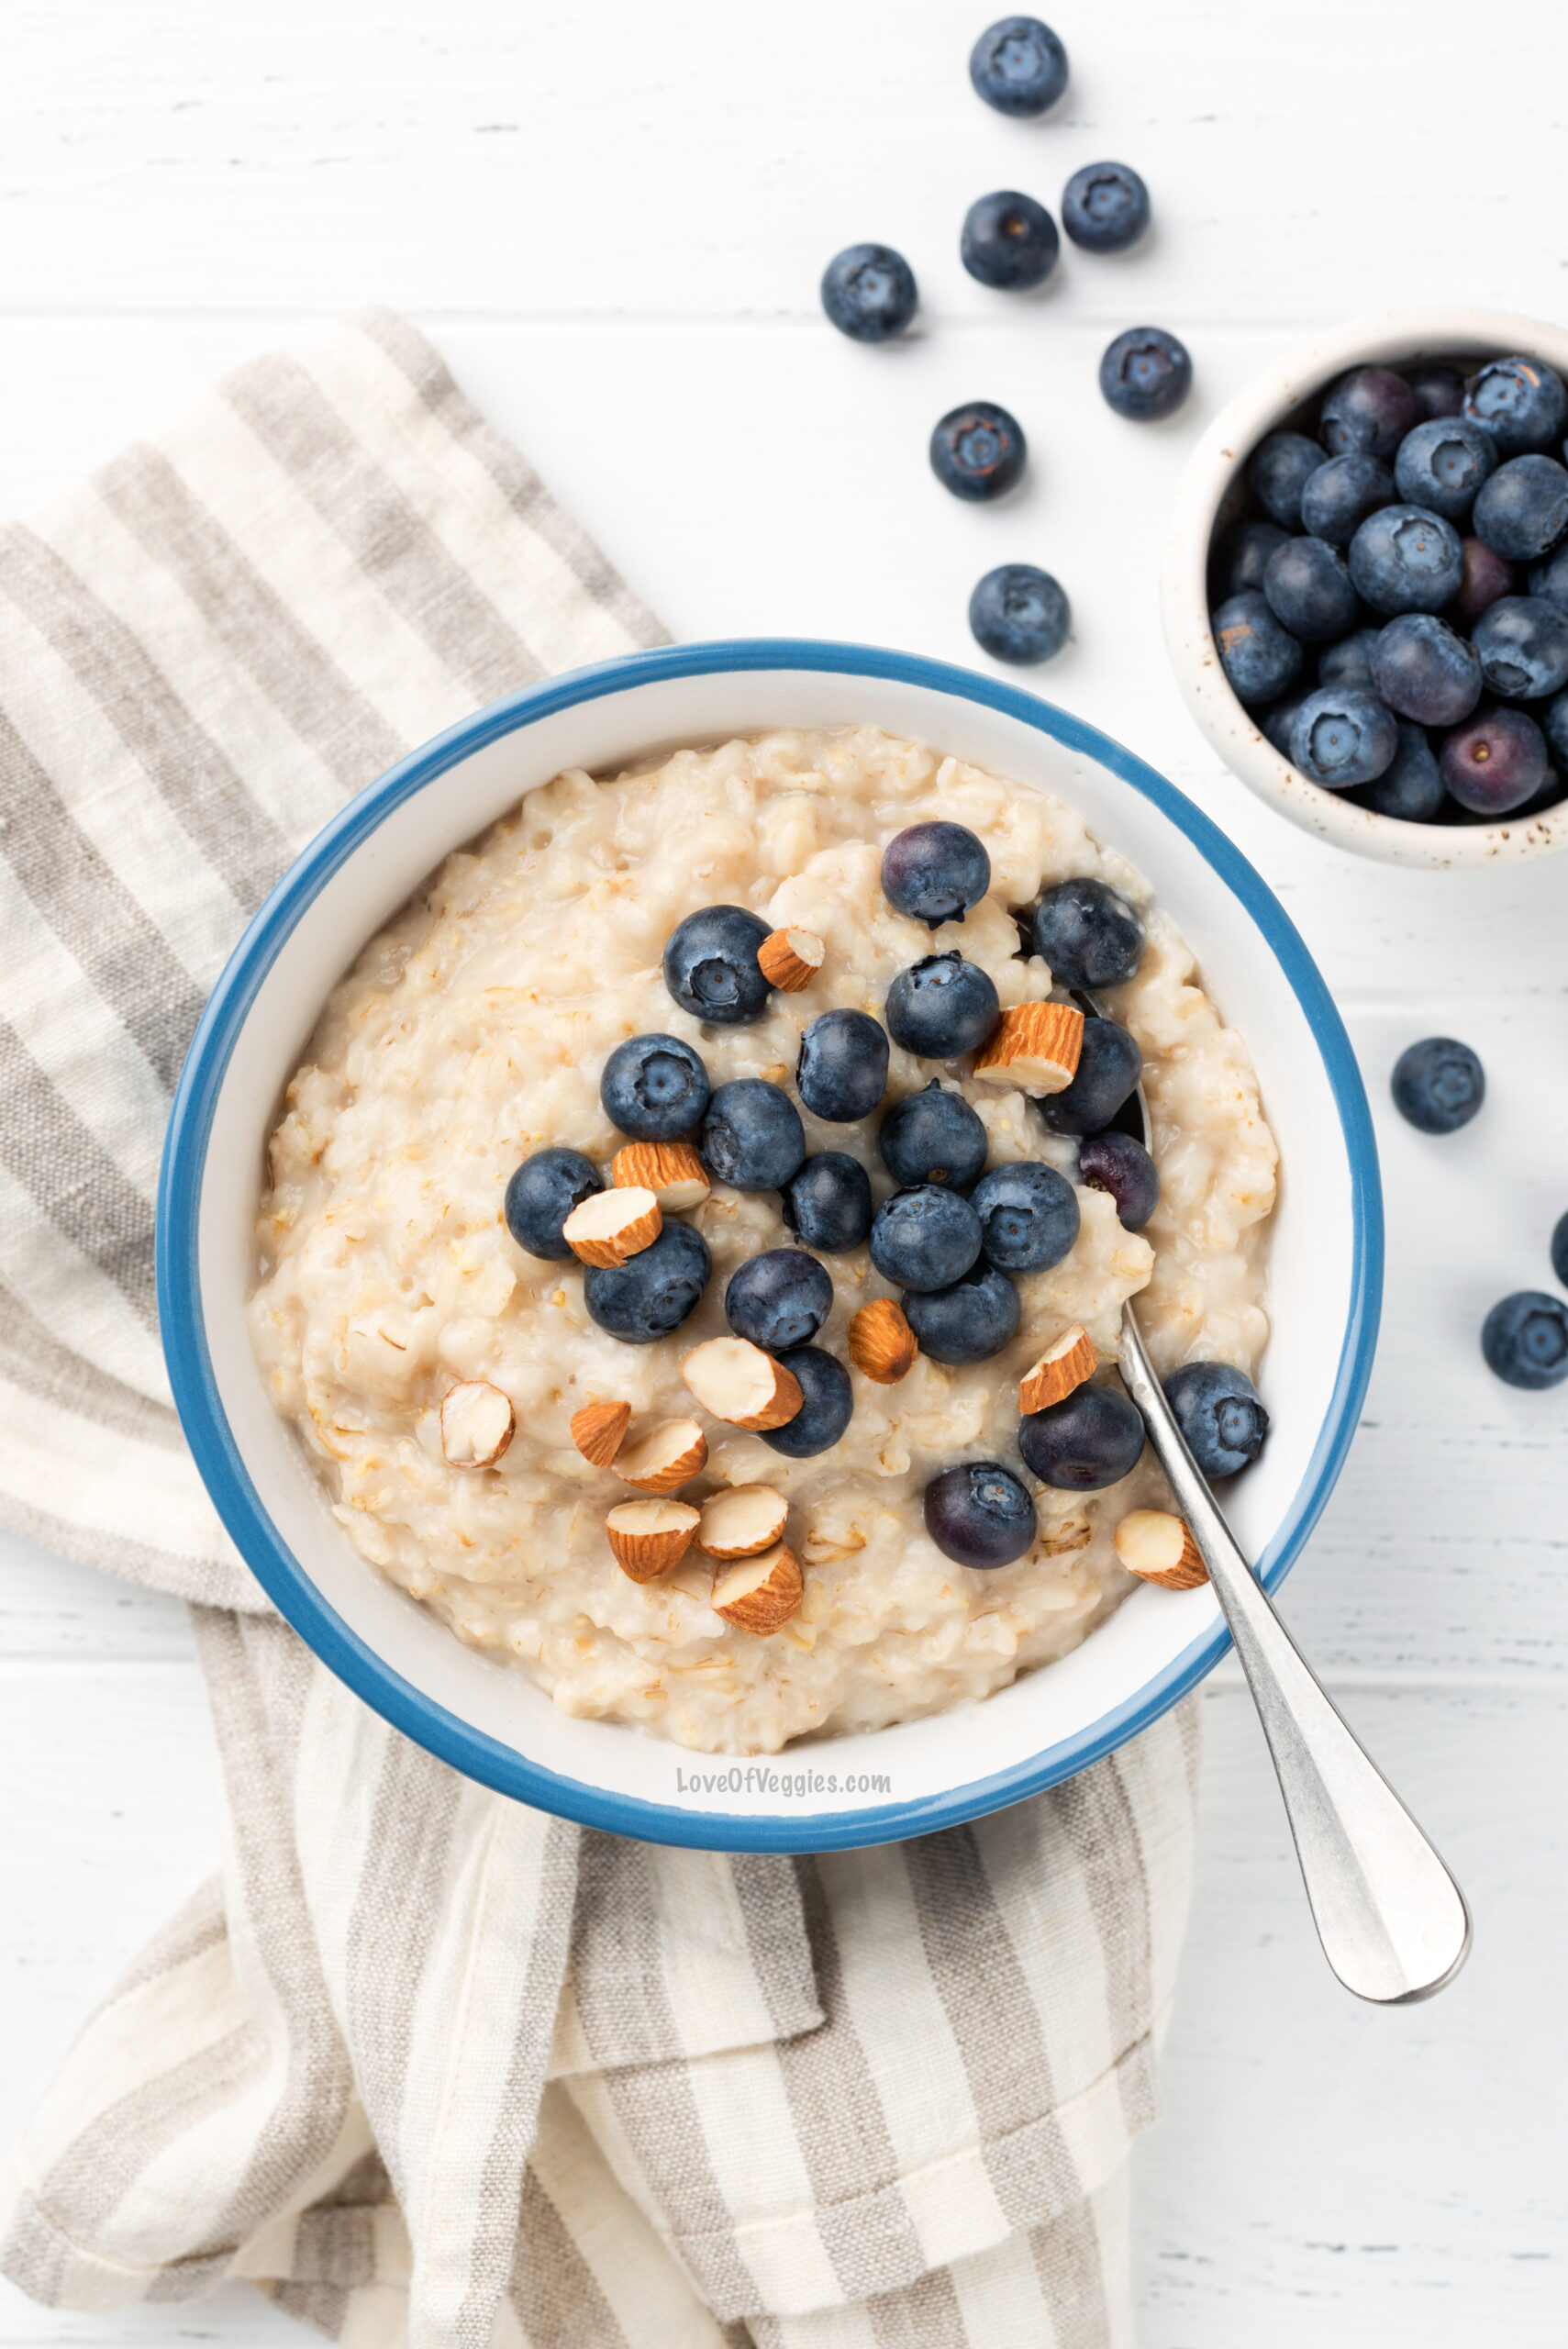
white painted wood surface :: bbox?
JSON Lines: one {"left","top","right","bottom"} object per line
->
{"left": 1, "top": 3, "right": 1564, "bottom": 2339}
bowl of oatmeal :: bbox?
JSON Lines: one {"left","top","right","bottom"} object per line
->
{"left": 159, "top": 640, "right": 1381, "bottom": 1850}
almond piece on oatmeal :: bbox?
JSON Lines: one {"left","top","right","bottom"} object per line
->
{"left": 611, "top": 1141, "right": 711, "bottom": 1211}
{"left": 757, "top": 927, "right": 825, "bottom": 992}
{"left": 1018, "top": 1324, "right": 1096, "bottom": 1416}
{"left": 711, "top": 1541, "right": 804, "bottom": 1633}
{"left": 440, "top": 1379, "right": 516, "bottom": 1468}
{"left": 849, "top": 1297, "right": 917, "bottom": 1384}
{"left": 699, "top": 1484, "right": 789, "bottom": 1559}
{"left": 571, "top": 1398, "right": 631, "bottom": 1467}
{"left": 616, "top": 1418, "right": 708, "bottom": 1493}
{"left": 562, "top": 1186, "right": 662, "bottom": 1267}
{"left": 1114, "top": 1509, "right": 1207, "bottom": 1590}
{"left": 972, "top": 1001, "right": 1084, "bottom": 1095}
{"left": 606, "top": 1497, "right": 701, "bottom": 1582}
{"left": 681, "top": 1336, "right": 803, "bottom": 1430}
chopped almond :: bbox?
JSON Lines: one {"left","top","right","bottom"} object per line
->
{"left": 1114, "top": 1509, "right": 1208, "bottom": 1591}
{"left": 616, "top": 1418, "right": 708, "bottom": 1493}
{"left": 700, "top": 1485, "right": 789, "bottom": 1559}
{"left": 440, "top": 1379, "right": 516, "bottom": 1468}
{"left": 682, "top": 1336, "right": 803, "bottom": 1430}
{"left": 849, "top": 1297, "right": 917, "bottom": 1384}
{"left": 1019, "top": 1325, "right": 1096, "bottom": 1416}
{"left": 571, "top": 1398, "right": 630, "bottom": 1467}
{"left": 606, "top": 1498, "right": 701, "bottom": 1582}
{"left": 612, "top": 1141, "right": 710, "bottom": 1211}
{"left": 972, "top": 1001, "right": 1084, "bottom": 1096}
{"left": 562, "top": 1186, "right": 662, "bottom": 1267}
{"left": 758, "top": 927, "right": 826, "bottom": 992}
{"left": 712, "top": 1541, "right": 804, "bottom": 1634}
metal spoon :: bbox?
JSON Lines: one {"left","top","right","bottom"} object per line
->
{"left": 1071, "top": 992, "right": 1472, "bottom": 2003}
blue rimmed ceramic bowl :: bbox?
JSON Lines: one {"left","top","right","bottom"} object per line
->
{"left": 159, "top": 640, "right": 1382, "bottom": 1851}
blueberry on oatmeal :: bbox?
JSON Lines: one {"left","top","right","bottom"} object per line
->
{"left": 760, "top": 1347, "right": 855, "bottom": 1456}
{"left": 881, "top": 821, "right": 992, "bottom": 929}
{"left": 726, "top": 1249, "right": 834, "bottom": 1353}
{"left": 504, "top": 1147, "right": 603, "bottom": 1260}
{"left": 878, "top": 1080, "right": 989, "bottom": 1189}
{"left": 600, "top": 1032, "right": 710, "bottom": 1141}
{"left": 969, "top": 1160, "right": 1080, "bottom": 1272}
{"left": 1018, "top": 1384, "right": 1146, "bottom": 1490}
{"left": 904, "top": 1262, "right": 1021, "bottom": 1365}
{"left": 701, "top": 1078, "right": 806, "bottom": 1190}
{"left": 662, "top": 905, "right": 773, "bottom": 1025}
{"left": 795, "top": 1008, "right": 890, "bottom": 1122}
{"left": 1030, "top": 877, "right": 1145, "bottom": 990}
{"left": 781, "top": 1152, "right": 873, "bottom": 1252}
{"left": 1075, "top": 1130, "right": 1160, "bottom": 1230}
{"left": 583, "top": 1221, "right": 711, "bottom": 1343}
{"left": 924, "top": 1462, "right": 1037, "bottom": 1568}
{"left": 1164, "top": 1361, "right": 1269, "bottom": 1477}
{"left": 885, "top": 952, "right": 1001, "bottom": 1059}
{"left": 1037, "top": 1018, "right": 1142, "bottom": 1137}
{"left": 869, "top": 1185, "right": 984, "bottom": 1293}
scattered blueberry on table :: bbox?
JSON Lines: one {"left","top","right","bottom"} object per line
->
{"left": 1480, "top": 1292, "right": 1568, "bottom": 1390}
{"left": 1163, "top": 1362, "right": 1270, "bottom": 1477}
{"left": 925, "top": 1461, "right": 1038, "bottom": 1568}
{"left": 1099, "top": 326, "right": 1192, "bottom": 422}
{"left": 969, "top": 563, "right": 1071, "bottom": 664}
{"left": 961, "top": 189, "right": 1060, "bottom": 290}
{"left": 968, "top": 15, "right": 1069, "bottom": 116}
{"left": 1062, "top": 161, "right": 1150, "bottom": 253}
{"left": 1390, "top": 1037, "right": 1485, "bottom": 1133}
{"left": 929, "top": 400, "right": 1028, "bottom": 501}
{"left": 1551, "top": 1211, "right": 1568, "bottom": 1288}
{"left": 819, "top": 243, "right": 918, "bottom": 342}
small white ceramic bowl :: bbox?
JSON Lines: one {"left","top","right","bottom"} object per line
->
{"left": 159, "top": 641, "right": 1381, "bottom": 1851}
{"left": 1162, "top": 307, "right": 1568, "bottom": 869}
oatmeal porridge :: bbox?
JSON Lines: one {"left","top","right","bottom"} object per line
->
{"left": 247, "top": 727, "right": 1277, "bottom": 1754}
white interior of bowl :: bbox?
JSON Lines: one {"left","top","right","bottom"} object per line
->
{"left": 192, "top": 662, "right": 1358, "bottom": 1827}
{"left": 1162, "top": 306, "right": 1568, "bottom": 870}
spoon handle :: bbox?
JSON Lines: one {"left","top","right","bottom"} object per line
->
{"left": 1118, "top": 1305, "right": 1472, "bottom": 2004}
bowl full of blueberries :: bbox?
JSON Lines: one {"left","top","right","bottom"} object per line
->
{"left": 1162, "top": 308, "right": 1568, "bottom": 866}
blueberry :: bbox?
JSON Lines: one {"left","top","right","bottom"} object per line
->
{"left": 1031, "top": 875, "right": 1146, "bottom": 988}
{"left": 725, "top": 1248, "right": 834, "bottom": 1353}
{"left": 1552, "top": 1210, "right": 1568, "bottom": 1287}
{"left": 1037, "top": 1017, "right": 1142, "bottom": 1137}
{"left": 1259, "top": 686, "right": 1313, "bottom": 758}
{"left": 1247, "top": 432, "right": 1328, "bottom": 529}
{"left": 969, "top": 564, "right": 1071, "bottom": 664}
{"left": 1393, "top": 417, "right": 1498, "bottom": 523}
{"left": 662, "top": 905, "right": 773, "bottom": 1025}
{"left": 1481, "top": 1292, "right": 1568, "bottom": 1390}
{"left": 1061, "top": 161, "right": 1150, "bottom": 253}
{"left": 1319, "top": 366, "right": 1420, "bottom": 461}
{"left": 961, "top": 190, "right": 1060, "bottom": 291}
{"left": 1473, "top": 454, "right": 1568, "bottom": 561}
{"left": 761, "top": 1347, "right": 854, "bottom": 1457}
{"left": 503, "top": 1147, "right": 602, "bottom": 1260}
{"left": 1318, "top": 625, "right": 1383, "bottom": 689}
{"left": 1472, "top": 595, "right": 1568, "bottom": 700}
{"left": 1453, "top": 536, "right": 1518, "bottom": 621}
{"left": 796, "top": 1008, "right": 890, "bottom": 1122}
{"left": 1369, "top": 614, "right": 1482, "bottom": 727}
{"left": 1390, "top": 1037, "right": 1485, "bottom": 1133}
{"left": 1440, "top": 706, "right": 1549, "bottom": 815}
{"left": 701, "top": 1078, "right": 806, "bottom": 1190}
{"left": 869, "top": 1185, "right": 983, "bottom": 1292}
{"left": 924, "top": 1461, "right": 1037, "bottom": 1568}
{"left": 1288, "top": 685, "right": 1398, "bottom": 787}
{"left": 1407, "top": 365, "right": 1467, "bottom": 421}
{"left": 878, "top": 1080, "right": 989, "bottom": 1189}
{"left": 1360, "top": 721, "right": 1446, "bottom": 822}
{"left": 1543, "top": 688, "right": 1568, "bottom": 772}
{"left": 929, "top": 402, "right": 1027, "bottom": 502}
{"left": 1301, "top": 453, "right": 1395, "bottom": 548}
{"left": 1211, "top": 518, "right": 1289, "bottom": 599}
{"left": 1099, "top": 327, "right": 1191, "bottom": 423}
{"left": 968, "top": 15, "right": 1068, "bottom": 116}
{"left": 904, "top": 1261, "right": 1020, "bottom": 1364}
{"left": 1464, "top": 356, "right": 1568, "bottom": 456}
{"left": 1262, "top": 535, "right": 1359, "bottom": 643}
{"left": 1348, "top": 505, "right": 1464, "bottom": 614}
{"left": 1018, "top": 1383, "right": 1146, "bottom": 1489}
{"left": 885, "top": 952, "right": 1001, "bottom": 1058}
{"left": 1164, "top": 1361, "right": 1270, "bottom": 1478}
{"left": 599, "top": 1032, "right": 710, "bottom": 1142}
{"left": 882, "top": 821, "right": 991, "bottom": 929}
{"left": 780, "top": 1152, "right": 873, "bottom": 1253}
{"left": 1211, "top": 590, "right": 1304, "bottom": 706}
{"left": 1529, "top": 542, "right": 1568, "bottom": 610}
{"left": 583, "top": 1221, "right": 711, "bottom": 1343}
{"left": 1075, "top": 1129, "right": 1160, "bottom": 1230}
{"left": 968, "top": 1159, "right": 1080, "bottom": 1271}
{"left": 819, "top": 243, "right": 918, "bottom": 343}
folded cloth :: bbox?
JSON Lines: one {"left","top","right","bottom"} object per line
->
{"left": 0, "top": 311, "right": 1200, "bottom": 2349}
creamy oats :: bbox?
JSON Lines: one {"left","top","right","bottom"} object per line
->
{"left": 248, "top": 728, "right": 1277, "bottom": 1754}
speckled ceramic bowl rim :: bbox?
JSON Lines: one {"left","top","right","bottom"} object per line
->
{"left": 1162, "top": 306, "right": 1568, "bottom": 869}
{"left": 158, "top": 639, "right": 1382, "bottom": 1850}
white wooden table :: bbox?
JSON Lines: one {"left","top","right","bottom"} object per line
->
{"left": 3, "top": 5, "right": 1565, "bottom": 2340}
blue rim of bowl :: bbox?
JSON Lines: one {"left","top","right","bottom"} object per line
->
{"left": 159, "top": 638, "right": 1383, "bottom": 1852}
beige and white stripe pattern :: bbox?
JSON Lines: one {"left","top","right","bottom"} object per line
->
{"left": 0, "top": 312, "right": 1200, "bottom": 2346}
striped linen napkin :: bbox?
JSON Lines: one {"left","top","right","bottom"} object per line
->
{"left": 0, "top": 311, "right": 1199, "bottom": 2349}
